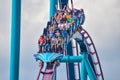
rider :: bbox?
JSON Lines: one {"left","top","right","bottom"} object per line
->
{"left": 55, "top": 29, "right": 61, "bottom": 38}
{"left": 57, "top": 36, "right": 64, "bottom": 53}
{"left": 38, "top": 35, "right": 46, "bottom": 53}
{"left": 79, "top": 8, "right": 85, "bottom": 25}
{"left": 49, "top": 26, "right": 55, "bottom": 38}
{"left": 45, "top": 36, "right": 51, "bottom": 52}
{"left": 51, "top": 36, "right": 57, "bottom": 52}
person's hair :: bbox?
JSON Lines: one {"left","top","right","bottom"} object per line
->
{"left": 40, "top": 35, "right": 43, "bottom": 38}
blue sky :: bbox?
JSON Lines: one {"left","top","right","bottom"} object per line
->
{"left": 0, "top": 0, "right": 120, "bottom": 80}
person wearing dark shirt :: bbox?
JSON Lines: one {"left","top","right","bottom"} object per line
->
{"left": 45, "top": 36, "right": 51, "bottom": 52}
{"left": 79, "top": 9, "right": 85, "bottom": 25}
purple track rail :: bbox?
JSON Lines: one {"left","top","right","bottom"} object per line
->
{"left": 80, "top": 28, "right": 104, "bottom": 80}
{"left": 42, "top": 64, "right": 56, "bottom": 80}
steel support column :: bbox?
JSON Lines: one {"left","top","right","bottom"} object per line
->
{"left": 60, "top": 56, "right": 82, "bottom": 63}
{"left": 60, "top": 0, "right": 68, "bottom": 9}
{"left": 10, "top": 0, "right": 21, "bottom": 80}
{"left": 50, "top": 0, "right": 58, "bottom": 19}
{"left": 81, "top": 52, "right": 87, "bottom": 80}
{"left": 82, "top": 52, "right": 97, "bottom": 80}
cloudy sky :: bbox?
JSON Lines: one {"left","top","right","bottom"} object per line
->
{"left": 0, "top": 0, "right": 120, "bottom": 80}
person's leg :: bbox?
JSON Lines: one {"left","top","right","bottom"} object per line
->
{"left": 46, "top": 44, "right": 50, "bottom": 52}
{"left": 40, "top": 45, "right": 42, "bottom": 53}
{"left": 45, "top": 45, "right": 47, "bottom": 52}
{"left": 55, "top": 44, "right": 57, "bottom": 52}
{"left": 42, "top": 45, "right": 44, "bottom": 52}
{"left": 51, "top": 45, "right": 54, "bottom": 52}
{"left": 60, "top": 46, "right": 63, "bottom": 53}
{"left": 37, "top": 44, "right": 40, "bottom": 53}
{"left": 77, "top": 17, "right": 80, "bottom": 26}
{"left": 48, "top": 44, "right": 51, "bottom": 52}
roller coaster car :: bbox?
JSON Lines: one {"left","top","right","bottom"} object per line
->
{"left": 34, "top": 52, "right": 64, "bottom": 66}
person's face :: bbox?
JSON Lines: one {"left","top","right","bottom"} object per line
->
{"left": 56, "top": 30, "right": 59, "bottom": 33}
{"left": 52, "top": 36, "right": 55, "bottom": 39}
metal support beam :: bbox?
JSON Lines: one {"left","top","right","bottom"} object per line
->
{"left": 81, "top": 53, "right": 87, "bottom": 80}
{"left": 54, "top": 70, "right": 57, "bottom": 80}
{"left": 71, "top": 0, "right": 73, "bottom": 9}
{"left": 60, "top": 56, "right": 82, "bottom": 63}
{"left": 50, "top": 0, "right": 69, "bottom": 19}
{"left": 81, "top": 52, "right": 97, "bottom": 80}
{"left": 50, "top": 0, "right": 58, "bottom": 19}
{"left": 60, "top": 0, "right": 68, "bottom": 9}
{"left": 10, "top": 0, "right": 21, "bottom": 80}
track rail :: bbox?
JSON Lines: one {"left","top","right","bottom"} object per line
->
{"left": 80, "top": 28, "right": 104, "bottom": 80}
{"left": 36, "top": 64, "right": 56, "bottom": 80}
{"left": 42, "top": 64, "right": 56, "bottom": 80}
{"left": 64, "top": 26, "right": 104, "bottom": 80}
{"left": 64, "top": 51, "right": 70, "bottom": 80}
{"left": 37, "top": 66, "right": 43, "bottom": 80}
{"left": 35, "top": 27, "right": 104, "bottom": 80}
{"left": 75, "top": 41, "right": 81, "bottom": 80}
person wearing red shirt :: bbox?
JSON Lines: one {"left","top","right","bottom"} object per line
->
{"left": 38, "top": 35, "right": 46, "bottom": 53}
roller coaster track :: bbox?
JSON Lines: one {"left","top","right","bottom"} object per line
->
{"left": 80, "top": 28, "right": 104, "bottom": 80}
{"left": 61, "top": 26, "right": 104, "bottom": 80}
{"left": 35, "top": 26, "right": 104, "bottom": 80}
{"left": 37, "top": 64, "right": 56, "bottom": 80}
{"left": 42, "top": 64, "right": 56, "bottom": 80}
{"left": 35, "top": 27, "right": 104, "bottom": 80}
